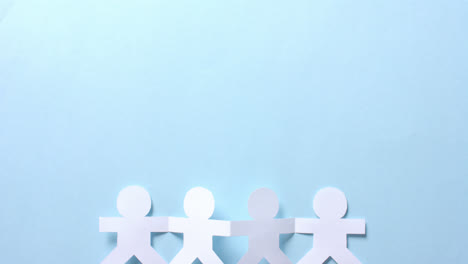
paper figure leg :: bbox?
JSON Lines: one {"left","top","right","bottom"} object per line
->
{"left": 237, "top": 250, "right": 263, "bottom": 264}
{"left": 265, "top": 250, "right": 292, "bottom": 264}
{"left": 101, "top": 247, "right": 133, "bottom": 264}
{"left": 332, "top": 249, "right": 361, "bottom": 264}
{"left": 135, "top": 247, "right": 167, "bottom": 264}
{"left": 199, "top": 250, "right": 223, "bottom": 264}
{"left": 170, "top": 249, "right": 197, "bottom": 264}
{"left": 297, "top": 249, "right": 329, "bottom": 264}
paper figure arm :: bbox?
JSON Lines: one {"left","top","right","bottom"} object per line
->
{"left": 168, "top": 217, "right": 189, "bottom": 233}
{"left": 146, "top": 216, "right": 169, "bottom": 232}
{"left": 99, "top": 217, "right": 125, "bottom": 233}
{"left": 342, "top": 219, "right": 366, "bottom": 235}
{"left": 210, "top": 219, "right": 231, "bottom": 237}
{"left": 230, "top": 220, "right": 254, "bottom": 236}
{"left": 276, "top": 218, "right": 296, "bottom": 234}
{"left": 295, "top": 218, "right": 320, "bottom": 234}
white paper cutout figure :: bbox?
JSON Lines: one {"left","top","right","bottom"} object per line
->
{"left": 232, "top": 188, "right": 294, "bottom": 264}
{"left": 296, "top": 187, "right": 366, "bottom": 264}
{"left": 99, "top": 186, "right": 169, "bottom": 264}
{"left": 169, "top": 187, "right": 230, "bottom": 264}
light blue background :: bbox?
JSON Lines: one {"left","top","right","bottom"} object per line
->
{"left": 1, "top": 0, "right": 467, "bottom": 263}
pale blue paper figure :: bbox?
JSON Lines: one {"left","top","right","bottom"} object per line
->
{"left": 232, "top": 188, "right": 294, "bottom": 264}
{"left": 169, "top": 187, "right": 230, "bottom": 264}
{"left": 296, "top": 187, "right": 366, "bottom": 264}
{"left": 99, "top": 186, "right": 169, "bottom": 264}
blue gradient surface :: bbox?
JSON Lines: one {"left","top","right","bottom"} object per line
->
{"left": 0, "top": 0, "right": 467, "bottom": 263}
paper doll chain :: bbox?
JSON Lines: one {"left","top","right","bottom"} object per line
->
{"left": 100, "top": 186, "right": 366, "bottom": 264}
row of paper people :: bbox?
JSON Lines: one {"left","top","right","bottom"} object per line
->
{"left": 100, "top": 186, "right": 366, "bottom": 264}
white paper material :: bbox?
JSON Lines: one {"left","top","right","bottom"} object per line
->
{"left": 99, "top": 185, "right": 366, "bottom": 264}
{"left": 169, "top": 187, "right": 230, "bottom": 264}
{"left": 232, "top": 188, "right": 294, "bottom": 264}
{"left": 296, "top": 187, "right": 366, "bottom": 264}
{"left": 99, "top": 186, "right": 169, "bottom": 264}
